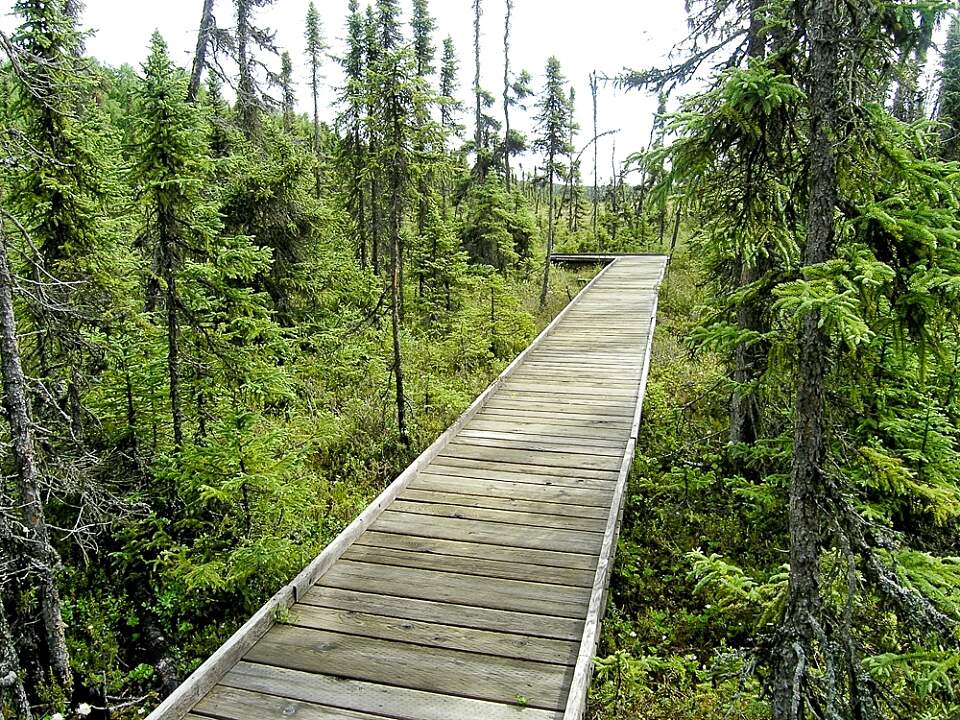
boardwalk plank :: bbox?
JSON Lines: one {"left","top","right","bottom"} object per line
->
{"left": 463, "top": 420, "right": 629, "bottom": 441}
{"left": 411, "top": 473, "right": 614, "bottom": 506}
{"left": 371, "top": 511, "right": 604, "bottom": 556}
{"left": 222, "top": 662, "right": 563, "bottom": 720}
{"left": 285, "top": 605, "right": 580, "bottom": 664}
{"left": 437, "top": 446, "right": 623, "bottom": 474}
{"left": 342, "top": 543, "right": 595, "bottom": 586}
{"left": 389, "top": 499, "right": 606, "bottom": 532}
{"left": 398, "top": 487, "right": 611, "bottom": 518}
{"left": 317, "top": 560, "right": 591, "bottom": 617}
{"left": 353, "top": 530, "right": 598, "bottom": 571}
{"left": 194, "top": 686, "right": 389, "bottom": 720}
{"left": 431, "top": 455, "right": 620, "bottom": 480}
{"left": 244, "top": 625, "right": 572, "bottom": 710}
{"left": 300, "top": 587, "right": 584, "bottom": 640}
{"left": 451, "top": 435, "right": 626, "bottom": 458}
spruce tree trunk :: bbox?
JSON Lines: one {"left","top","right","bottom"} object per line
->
{"left": 773, "top": 0, "right": 840, "bottom": 715}
{"left": 312, "top": 71, "right": 320, "bottom": 149}
{"left": 473, "top": 0, "right": 483, "bottom": 168}
{"left": 371, "top": 174, "right": 381, "bottom": 276}
{"left": 503, "top": 0, "right": 512, "bottom": 192}
{"left": 236, "top": 0, "right": 258, "bottom": 139}
{"left": 0, "top": 598, "right": 31, "bottom": 720}
{"left": 388, "top": 101, "right": 409, "bottom": 447}
{"left": 729, "top": 261, "right": 764, "bottom": 445}
{"left": 187, "top": 0, "right": 216, "bottom": 103}
{"left": 357, "top": 148, "right": 367, "bottom": 269}
{"left": 0, "top": 233, "right": 72, "bottom": 696}
{"left": 390, "top": 197, "right": 408, "bottom": 447}
{"left": 591, "top": 72, "right": 599, "bottom": 248}
{"left": 669, "top": 203, "right": 682, "bottom": 254}
{"left": 729, "top": 0, "right": 772, "bottom": 447}
{"left": 159, "top": 212, "right": 183, "bottom": 450}
{"left": 539, "top": 164, "right": 555, "bottom": 308}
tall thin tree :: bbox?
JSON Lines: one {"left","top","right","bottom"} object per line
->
{"left": 187, "top": 0, "right": 216, "bottom": 103}
{"left": 537, "top": 57, "right": 571, "bottom": 308}
{"left": 305, "top": 1, "right": 326, "bottom": 148}
{"left": 503, "top": 0, "right": 514, "bottom": 191}
{"left": 590, "top": 70, "right": 599, "bottom": 247}
{"left": 473, "top": 0, "right": 483, "bottom": 163}
{"left": 772, "top": 0, "right": 841, "bottom": 713}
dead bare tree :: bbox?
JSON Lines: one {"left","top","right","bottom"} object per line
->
{"left": 187, "top": 0, "right": 217, "bottom": 102}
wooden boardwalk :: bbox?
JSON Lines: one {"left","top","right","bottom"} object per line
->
{"left": 147, "top": 255, "right": 669, "bottom": 720}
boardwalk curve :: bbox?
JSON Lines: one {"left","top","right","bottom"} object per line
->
{"left": 146, "top": 255, "right": 669, "bottom": 720}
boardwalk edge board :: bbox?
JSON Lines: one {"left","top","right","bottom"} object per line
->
{"left": 143, "top": 259, "right": 626, "bottom": 720}
{"left": 561, "top": 259, "right": 668, "bottom": 720}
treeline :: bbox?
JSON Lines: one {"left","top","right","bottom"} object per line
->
{"left": 592, "top": 2, "right": 960, "bottom": 719}
{"left": 0, "top": 0, "right": 664, "bottom": 717}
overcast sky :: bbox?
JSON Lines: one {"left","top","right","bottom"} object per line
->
{"left": 0, "top": 1, "right": 690, "bottom": 182}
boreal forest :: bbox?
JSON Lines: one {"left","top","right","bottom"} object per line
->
{"left": 3, "top": 0, "right": 960, "bottom": 719}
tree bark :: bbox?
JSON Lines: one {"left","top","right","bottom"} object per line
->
{"left": 729, "top": 261, "right": 765, "bottom": 445}
{"left": 473, "top": 0, "right": 483, "bottom": 168}
{"left": 159, "top": 208, "right": 183, "bottom": 451}
{"left": 503, "top": 0, "right": 513, "bottom": 192}
{"left": 0, "top": 233, "right": 72, "bottom": 696}
{"left": 729, "top": 0, "right": 772, "bottom": 447}
{"left": 355, "top": 134, "right": 367, "bottom": 268}
{"left": 539, "top": 162, "right": 555, "bottom": 308}
{"left": 187, "top": 0, "right": 215, "bottom": 103}
{"left": 370, "top": 175, "right": 381, "bottom": 276}
{"left": 236, "top": 0, "right": 259, "bottom": 139}
{"left": 0, "top": 599, "right": 32, "bottom": 720}
{"left": 590, "top": 72, "right": 599, "bottom": 248}
{"left": 388, "top": 101, "right": 409, "bottom": 447}
{"left": 772, "top": 0, "right": 841, "bottom": 716}
{"left": 669, "top": 203, "right": 682, "bottom": 254}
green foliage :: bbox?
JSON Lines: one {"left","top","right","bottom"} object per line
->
{"left": 939, "top": 14, "right": 960, "bottom": 161}
{"left": 460, "top": 174, "right": 532, "bottom": 269}
{"left": 0, "top": 1, "right": 601, "bottom": 715}
{"left": 534, "top": 56, "right": 573, "bottom": 180}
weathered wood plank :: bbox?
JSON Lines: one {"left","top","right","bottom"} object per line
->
{"left": 474, "top": 408, "right": 632, "bottom": 429}
{"left": 431, "top": 454, "right": 621, "bottom": 480}
{"left": 342, "top": 543, "right": 595, "bottom": 586}
{"left": 371, "top": 511, "right": 605, "bottom": 557}
{"left": 482, "top": 399, "right": 636, "bottom": 418}
{"left": 438, "top": 444, "right": 624, "bottom": 472}
{"left": 417, "top": 467, "right": 616, "bottom": 492}
{"left": 318, "top": 560, "right": 592, "bottom": 618}
{"left": 195, "top": 685, "right": 389, "bottom": 720}
{"left": 463, "top": 419, "right": 631, "bottom": 441}
{"left": 500, "top": 383, "right": 638, "bottom": 399}
{"left": 285, "top": 605, "right": 580, "bottom": 664}
{"left": 389, "top": 499, "right": 606, "bottom": 532}
{"left": 243, "top": 626, "right": 572, "bottom": 710}
{"left": 411, "top": 473, "right": 614, "bottom": 506}
{"left": 492, "top": 391, "right": 638, "bottom": 408}
{"left": 458, "top": 427, "right": 629, "bottom": 446}
{"left": 300, "top": 586, "right": 584, "bottom": 640}
{"left": 451, "top": 435, "right": 626, "bottom": 458}
{"left": 353, "top": 531, "right": 598, "bottom": 571}
{"left": 222, "top": 662, "right": 563, "bottom": 720}
{"left": 398, "top": 487, "right": 611, "bottom": 519}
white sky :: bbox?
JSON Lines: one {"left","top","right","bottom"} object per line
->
{"left": 0, "top": 1, "right": 691, "bottom": 182}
